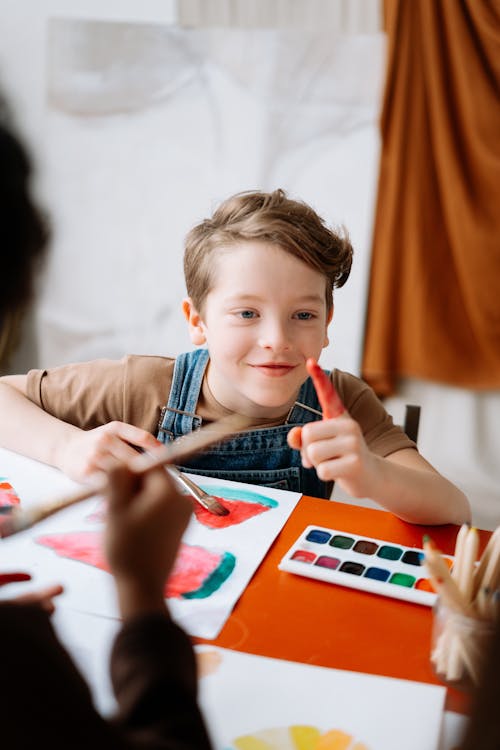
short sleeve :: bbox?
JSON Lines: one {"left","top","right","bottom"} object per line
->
{"left": 332, "top": 369, "right": 417, "bottom": 456}
{"left": 25, "top": 355, "right": 174, "bottom": 433}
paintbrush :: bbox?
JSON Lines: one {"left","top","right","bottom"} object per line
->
{"left": 0, "top": 415, "right": 248, "bottom": 539}
{"left": 166, "top": 465, "right": 229, "bottom": 516}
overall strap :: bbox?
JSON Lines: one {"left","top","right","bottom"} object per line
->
{"left": 286, "top": 369, "right": 331, "bottom": 424}
{"left": 158, "top": 349, "right": 209, "bottom": 440}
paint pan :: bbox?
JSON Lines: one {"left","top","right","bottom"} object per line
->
{"left": 278, "top": 525, "right": 454, "bottom": 606}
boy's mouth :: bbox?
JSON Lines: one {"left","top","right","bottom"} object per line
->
{"left": 250, "top": 363, "right": 296, "bottom": 377}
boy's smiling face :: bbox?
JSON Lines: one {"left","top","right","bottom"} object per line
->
{"left": 183, "top": 241, "right": 332, "bottom": 419}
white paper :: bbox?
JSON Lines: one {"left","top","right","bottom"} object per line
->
{"left": 196, "top": 646, "right": 446, "bottom": 750}
{"left": 0, "top": 449, "right": 300, "bottom": 638}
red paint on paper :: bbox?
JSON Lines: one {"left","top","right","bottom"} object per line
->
{"left": 0, "top": 479, "right": 21, "bottom": 508}
{"left": 35, "top": 531, "right": 234, "bottom": 599}
{"left": 87, "top": 495, "right": 272, "bottom": 530}
{"left": 193, "top": 496, "right": 270, "bottom": 528}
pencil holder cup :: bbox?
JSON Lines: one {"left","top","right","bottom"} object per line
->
{"left": 431, "top": 599, "right": 495, "bottom": 691}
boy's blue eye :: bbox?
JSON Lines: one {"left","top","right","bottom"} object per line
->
{"left": 295, "top": 311, "right": 314, "bottom": 320}
{"left": 239, "top": 310, "right": 256, "bottom": 319}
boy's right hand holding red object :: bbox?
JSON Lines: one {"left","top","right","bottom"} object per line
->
{"left": 288, "top": 359, "right": 470, "bottom": 526}
{"left": 287, "top": 358, "right": 382, "bottom": 499}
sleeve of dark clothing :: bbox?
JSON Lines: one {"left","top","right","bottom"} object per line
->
{"left": 110, "top": 611, "right": 213, "bottom": 750}
{"left": 0, "top": 604, "right": 213, "bottom": 750}
{"left": 0, "top": 603, "right": 123, "bottom": 749}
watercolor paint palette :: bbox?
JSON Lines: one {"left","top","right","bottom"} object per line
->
{"left": 279, "top": 525, "right": 454, "bottom": 606}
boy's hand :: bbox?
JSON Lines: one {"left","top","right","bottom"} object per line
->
{"left": 287, "top": 412, "right": 379, "bottom": 498}
{"left": 288, "top": 358, "right": 380, "bottom": 497}
{"left": 59, "top": 422, "right": 164, "bottom": 483}
{"left": 104, "top": 462, "right": 193, "bottom": 620}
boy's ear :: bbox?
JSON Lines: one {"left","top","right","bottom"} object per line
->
{"left": 323, "top": 305, "right": 334, "bottom": 348}
{"left": 182, "top": 297, "right": 207, "bottom": 345}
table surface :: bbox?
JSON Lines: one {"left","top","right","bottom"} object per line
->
{"left": 199, "top": 495, "right": 491, "bottom": 715}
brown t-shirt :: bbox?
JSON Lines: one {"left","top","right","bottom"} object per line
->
{"left": 26, "top": 354, "right": 415, "bottom": 458}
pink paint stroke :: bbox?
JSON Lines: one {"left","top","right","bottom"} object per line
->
{"left": 35, "top": 531, "right": 232, "bottom": 598}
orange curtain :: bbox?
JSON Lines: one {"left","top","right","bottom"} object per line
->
{"left": 361, "top": 0, "right": 500, "bottom": 396}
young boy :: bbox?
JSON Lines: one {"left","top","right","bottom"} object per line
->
{"left": 0, "top": 189, "right": 470, "bottom": 525}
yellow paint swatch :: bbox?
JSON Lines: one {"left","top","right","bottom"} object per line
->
{"left": 232, "top": 726, "right": 370, "bottom": 750}
{"left": 290, "top": 725, "right": 322, "bottom": 750}
{"left": 234, "top": 735, "right": 274, "bottom": 750}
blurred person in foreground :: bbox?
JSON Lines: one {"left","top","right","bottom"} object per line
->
{"left": 0, "top": 91, "right": 212, "bottom": 750}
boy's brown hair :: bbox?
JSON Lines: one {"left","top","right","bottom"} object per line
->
{"left": 184, "top": 189, "right": 353, "bottom": 314}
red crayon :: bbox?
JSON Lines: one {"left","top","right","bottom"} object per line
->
{"left": 306, "top": 358, "right": 345, "bottom": 419}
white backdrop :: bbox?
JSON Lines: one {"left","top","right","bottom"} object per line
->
{"left": 38, "top": 20, "right": 384, "bottom": 372}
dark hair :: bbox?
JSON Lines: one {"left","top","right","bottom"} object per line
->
{"left": 0, "top": 97, "right": 49, "bottom": 327}
{"left": 184, "top": 188, "right": 353, "bottom": 314}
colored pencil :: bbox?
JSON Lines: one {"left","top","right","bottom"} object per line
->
{"left": 475, "top": 586, "right": 490, "bottom": 619}
{"left": 423, "top": 533, "right": 468, "bottom": 683}
{"left": 451, "top": 522, "right": 470, "bottom": 584}
{"left": 425, "top": 529, "right": 500, "bottom": 687}
{"left": 458, "top": 526, "right": 479, "bottom": 604}
{"left": 422, "top": 535, "right": 469, "bottom": 615}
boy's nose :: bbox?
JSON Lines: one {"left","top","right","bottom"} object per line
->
{"left": 257, "top": 320, "right": 291, "bottom": 351}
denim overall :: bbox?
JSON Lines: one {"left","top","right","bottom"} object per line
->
{"left": 156, "top": 349, "right": 331, "bottom": 498}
